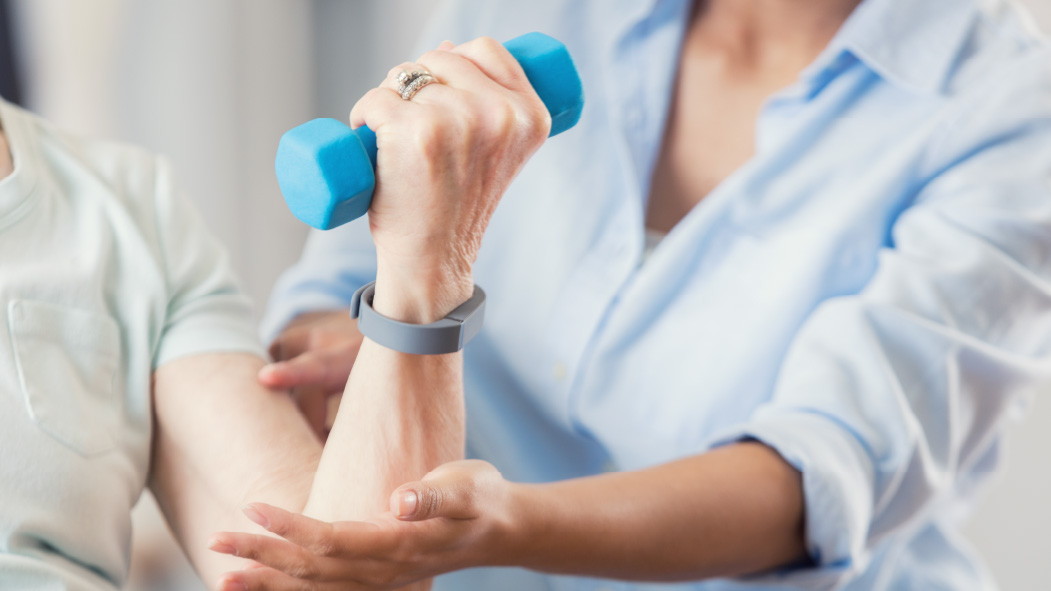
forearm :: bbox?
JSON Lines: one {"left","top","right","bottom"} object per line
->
{"left": 303, "top": 269, "right": 470, "bottom": 521}
{"left": 303, "top": 342, "right": 465, "bottom": 520}
{"left": 503, "top": 442, "right": 807, "bottom": 581}
{"left": 149, "top": 354, "right": 323, "bottom": 585}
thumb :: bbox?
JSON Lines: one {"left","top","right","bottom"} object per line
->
{"left": 390, "top": 468, "right": 483, "bottom": 522}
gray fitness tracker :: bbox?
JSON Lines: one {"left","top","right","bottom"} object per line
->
{"left": 350, "top": 281, "right": 486, "bottom": 355}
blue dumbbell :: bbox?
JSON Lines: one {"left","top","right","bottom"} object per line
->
{"left": 275, "top": 32, "right": 584, "bottom": 231}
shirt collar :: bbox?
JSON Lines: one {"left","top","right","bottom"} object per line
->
{"left": 0, "top": 98, "right": 40, "bottom": 231}
{"left": 805, "top": 0, "right": 980, "bottom": 95}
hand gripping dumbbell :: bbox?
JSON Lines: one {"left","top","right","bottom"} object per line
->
{"left": 275, "top": 32, "right": 585, "bottom": 231}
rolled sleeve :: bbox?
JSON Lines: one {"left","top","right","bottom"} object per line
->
{"left": 711, "top": 410, "right": 876, "bottom": 585}
{"left": 711, "top": 53, "right": 1051, "bottom": 589}
{"left": 151, "top": 157, "right": 265, "bottom": 367}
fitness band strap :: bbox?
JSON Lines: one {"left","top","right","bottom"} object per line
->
{"left": 350, "top": 281, "right": 486, "bottom": 355}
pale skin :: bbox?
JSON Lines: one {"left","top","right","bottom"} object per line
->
{"left": 215, "top": 0, "right": 867, "bottom": 586}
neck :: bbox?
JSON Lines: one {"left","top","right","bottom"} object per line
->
{"left": 691, "top": 0, "right": 863, "bottom": 66}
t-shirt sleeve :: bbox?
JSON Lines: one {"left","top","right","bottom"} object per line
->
{"left": 151, "top": 156, "right": 266, "bottom": 367}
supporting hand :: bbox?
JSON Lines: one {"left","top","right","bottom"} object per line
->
{"left": 258, "top": 310, "right": 362, "bottom": 439}
{"left": 208, "top": 461, "right": 512, "bottom": 591}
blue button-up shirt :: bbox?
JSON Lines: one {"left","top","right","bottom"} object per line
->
{"left": 263, "top": 0, "right": 1051, "bottom": 588}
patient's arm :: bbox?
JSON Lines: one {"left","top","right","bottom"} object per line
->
{"left": 151, "top": 323, "right": 467, "bottom": 591}
{"left": 149, "top": 353, "right": 323, "bottom": 583}
{"left": 150, "top": 334, "right": 466, "bottom": 591}
{"left": 153, "top": 36, "right": 548, "bottom": 590}
{"left": 301, "top": 287, "right": 469, "bottom": 523}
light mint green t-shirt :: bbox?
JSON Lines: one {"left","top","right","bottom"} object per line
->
{"left": 0, "top": 100, "right": 264, "bottom": 590}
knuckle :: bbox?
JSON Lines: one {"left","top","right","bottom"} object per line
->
{"left": 463, "top": 458, "right": 496, "bottom": 472}
{"left": 287, "top": 557, "right": 320, "bottom": 580}
{"left": 236, "top": 544, "right": 259, "bottom": 561}
{"left": 387, "top": 61, "right": 416, "bottom": 81}
{"left": 516, "top": 100, "right": 551, "bottom": 146}
{"left": 268, "top": 519, "right": 291, "bottom": 538}
{"left": 411, "top": 122, "right": 438, "bottom": 151}
{"left": 419, "top": 486, "right": 444, "bottom": 518}
{"left": 491, "top": 101, "right": 516, "bottom": 133}
{"left": 418, "top": 49, "right": 446, "bottom": 65}
{"left": 313, "top": 538, "right": 339, "bottom": 558}
{"left": 475, "top": 36, "right": 502, "bottom": 55}
{"left": 459, "top": 476, "right": 481, "bottom": 508}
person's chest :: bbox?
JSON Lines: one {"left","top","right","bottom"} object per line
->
{"left": 0, "top": 180, "right": 167, "bottom": 580}
{"left": 467, "top": 45, "right": 949, "bottom": 476}
{"left": 645, "top": 51, "right": 804, "bottom": 234}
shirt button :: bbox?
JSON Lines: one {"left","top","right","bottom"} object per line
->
{"left": 553, "top": 362, "right": 568, "bottom": 382}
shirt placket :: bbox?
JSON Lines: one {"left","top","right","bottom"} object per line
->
{"left": 547, "top": 2, "right": 688, "bottom": 439}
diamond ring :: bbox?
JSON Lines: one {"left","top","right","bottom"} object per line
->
{"left": 396, "top": 68, "right": 439, "bottom": 101}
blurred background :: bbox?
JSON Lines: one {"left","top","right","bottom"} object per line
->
{"left": 3, "top": 0, "right": 1049, "bottom": 589}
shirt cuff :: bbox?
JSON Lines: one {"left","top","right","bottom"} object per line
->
{"left": 154, "top": 292, "right": 266, "bottom": 368}
{"left": 707, "top": 410, "right": 877, "bottom": 590}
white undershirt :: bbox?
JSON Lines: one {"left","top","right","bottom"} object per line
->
{"left": 641, "top": 227, "right": 667, "bottom": 264}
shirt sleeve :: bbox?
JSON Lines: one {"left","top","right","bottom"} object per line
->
{"left": 151, "top": 156, "right": 266, "bottom": 367}
{"left": 709, "top": 53, "right": 1051, "bottom": 588}
{"left": 258, "top": 0, "right": 492, "bottom": 345}
{"left": 259, "top": 220, "right": 378, "bottom": 344}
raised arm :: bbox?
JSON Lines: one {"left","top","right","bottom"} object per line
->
{"left": 153, "top": 37, "right": 552, "bottom": 591}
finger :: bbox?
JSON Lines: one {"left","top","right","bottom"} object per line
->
{"left": 349, "top": 85, "right": 412, "bottom": 132}
{"left": 209, "top": 532, "right": 339, "bottom": 582}
{"left": 257, "top": 347, "right": 351, "bottom": 391}
{"left": 268, "top": 325, "right": 312, "bottom": 363}
{"left": 241, "top": 503, "right": 345, "bottom": 557}
{"left": 437, "top": 40, "right": 455, "bottom": 51}
{"left": 267, "top": 311, "right": 357, "bottom": 363}
{"left": 243, "top": 503, "right": 398, "bottom": 559}
{"left": 391, "top": 461, "right": 493, "bottom": 521}
{"left": 449, "top": 36, "right": 532, "bottom": 93}
{"left": 404, "top": 50, "right": 502, "bottom": 97}
{"left": 219, "top": 565, "right": 357, "bottom": 591}
{"left": 377, "top": 59, "right": 463, "bottom": 108}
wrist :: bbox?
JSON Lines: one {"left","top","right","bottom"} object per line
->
{"left": 373, "top": 258, "right": 474, "bottom": 324}
{"left": 483, "top": 482, "right": 542, "bottom": 568}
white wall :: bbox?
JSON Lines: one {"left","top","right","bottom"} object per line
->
{"left": 10, "top": 0, "right": 316, "bottom": 319}
{"left": 961, "top": 6, "right": 1051, "bottom": 589}
{"left": 8, "top": 0, "right": 1051, "bottom": 589}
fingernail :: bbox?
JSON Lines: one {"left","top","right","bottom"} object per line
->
{"left": 208, "top": 537, "right": 237, "bottom": 556}
{"left": 257, "top": 365, "right": 276, "bottom": 383}
{"left": 220, "top": 577, "right": 246, "bottom": 591}
{"left": 243, "top": 504, "right": 270, "bottom": 529}
{"left": 397, "top": 490, "right": 418, "bottom": 517}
